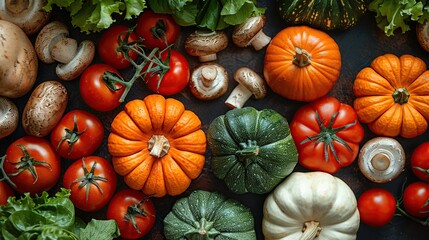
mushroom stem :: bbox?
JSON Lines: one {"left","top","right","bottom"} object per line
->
{"left": 201, "top": 65, "right": 218, "bottom": 87}
{"left": 251, "top": 30, "right": 271, "bottom": 50}
{"left": 51, "top": 37, "right": 78, "bottom": 64}
{"left": 300, "top": 221, "right": 321, "bottom": 240}
{"left": 199, "top": 53, "right": 217, "bottom": 62}
{"left": 224, "top": 83, "right": 253, "bottom": 109}
{"left": 371, "top": 153, "right": 390, "bottom": 171}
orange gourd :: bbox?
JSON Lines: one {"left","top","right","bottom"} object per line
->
{"left": 353, "top": 54, "right": 429, "bottom": 138}
{"left": 263, "top": 25, "right": 341, "bottom": 102}
{"left": 107, "top": 94, "right": 206, "bottom": 197}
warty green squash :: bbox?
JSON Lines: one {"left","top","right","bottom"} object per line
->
{"left": 277, "top": 0, "right": 368, "bottom": 30}
{"left": 207, "top": 107, "right": 298, "bottom": 194}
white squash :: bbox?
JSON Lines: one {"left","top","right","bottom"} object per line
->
{"left": 262, "top": 171, "right": 360, "bottom": 240}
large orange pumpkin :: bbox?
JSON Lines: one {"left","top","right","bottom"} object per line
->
{"left": 263, "top": 25, "right": 341, "bottom": 102}
{"left": 353, "top": 54, "right": 429, "bottom": 138}
{"left": 107, "top": 94, "right": 207, "bottom": 197}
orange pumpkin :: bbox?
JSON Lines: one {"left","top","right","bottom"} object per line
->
{"left": 107, "top": 94, "right": 207, "bottom": 197}
{"left": 263, "top": 25, "right": 341, "bottom": 102}
{"left": 353, "top": 54, "right": 429, "bottom": 138}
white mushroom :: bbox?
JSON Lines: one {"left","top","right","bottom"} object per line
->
{"left": 358, "top": 137, "right": 405, "bottom": 183}
{"left": 225, "top": 67, "right": 267, "bottom": 109}
{"left": 232, "top": 15, "right": 271, "bottom": 51}
{"left": 185, "top": 30, "right": 228, "bottom": 62}
{"left": 0, "top": 0, "right": 51, "bottom": 35}
{"left": 0, "top": 97, "right": 18, "bottom": 139}
{"left": 417, "top": 21, "right": 429, "bottom": 52}
{"left": 189, "top": 63, "right": 228, "bottom": 101}
{"left": 35, "top": 21, "right": 95, "bottom": 81}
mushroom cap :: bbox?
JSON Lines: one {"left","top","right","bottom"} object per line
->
{"left": 0, "top": 97, "right": 18, "bottom": 139}
{"left": 234, "top": 67, "right": 266, "bottom": 99}
{"left": 56, "top": 40, "right": 95, "bottom": 81}
{"left": 184, "top": 30, "right": 228, "bottom": 57}
{"left": 232, "top": 15, "right": 266, "bottom": 47}
{"left": 35, "top": 21, "right": 69, "bottom": 64}
{"left": 417, "top": 21, "right": 429, "bottom": 52}
{"left": 358, "top": 137, "right": 405, "bottom": 183}
{"left": 189, "top": 63, "right": 228, "bottom": 101}
{"left": 0, "top": 0, "right": 51, "bottom": 35}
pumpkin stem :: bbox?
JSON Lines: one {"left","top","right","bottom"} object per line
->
{"left": 300, "top": 221, "right": 321, "bottom": 240}
{"left": 293, "top": 47, "right": 312, "bottom": 67}
{"left": 148, "top": 135, "right": 170, "bottom": 158}
{"left": 392, "top": 88, "right": 410, "bottom": 104}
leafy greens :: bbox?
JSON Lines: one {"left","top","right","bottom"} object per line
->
{"left": 43, "top": 0, "right": 147, "bottom": 33}
{"left": 147, "top": 0, "right": 265, "bottom": 31}
{"left": 368, "top": 0, "right": 429, "bottom": 36}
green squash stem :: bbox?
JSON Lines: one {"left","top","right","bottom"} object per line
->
{"left": 184, "top": 218, "right": 220, "bottom": 239}
{"left": 235, "top": 140, "right": 260, "bottom": 166}
{"left": 293, "top": 47, "right": 312, "bottom": 67}
{"left": 392, "top": 88, "right": 410, "bottom": 104}
{"left": 300, "top": 221, "right": 321, "bottom": 240}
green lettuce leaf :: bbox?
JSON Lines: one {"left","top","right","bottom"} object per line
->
{"left": 79, "top": 219, "right": 120, "bottom": 240}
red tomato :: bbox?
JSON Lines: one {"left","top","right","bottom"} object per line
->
{"left": 80, "top": 64, "right": 125, "bottom": 111}
{"left": 4, "top": 136, "right": 61, "bottom": 195}
{"left": 403, "top": 182, "right": 429, "bottom": 218}
{"left": 50, "top": 110, "right": 104, "bottom": 160}
{"left": 63, "top": 156, "right": 117, "bottom": 212}
{"left": 290, "top": 96, "right": 364, "bottom": 174}
{"left": 135, "top": 10, "right": 180, "bottom": 49}
{"left": 0, "top": 181, "right": 14, "bottom": 205}
{"left": 411, "top": 142, "right": 429, "bottom": 182}
{"left": 357, "top": 188, "right": 396, "bottom": 227}
{"left": 106, "top": 189, "right": 156, "bottom": 239}
{"left": 98, "top": 25, "right": 138, "bottom": 69}
{"left": 144, "top": 50, "right": 190, "bottom": 95}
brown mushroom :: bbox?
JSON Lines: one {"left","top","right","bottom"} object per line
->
{"left": 0, "top": 0, "right": 51, "bottom": 35}
{"left": 232, "top": 15, "right": 271, "bottom": 51}
{"left": 358, "top": 137, "right": 405, "bottom": 183}
{"left": 417, "top": 21, "right": 429, "bottom": 52}
{"left": 0, "top": 97, "right": 18, "bottom": 139}
{"left": 35, "top": 21, "right": 95, "bottom": 81}
{"left": 185, "top": 30, "right": 228, "bottom": 62}
{"left": 225, "top": 67, "right": 266, "bottom": 109}
{"left": 189, "top": 63, "right": 228, "bottom": 101}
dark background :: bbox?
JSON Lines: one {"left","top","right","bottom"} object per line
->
{"left": 1, "top": 1, "right": 429, "bottom": 239}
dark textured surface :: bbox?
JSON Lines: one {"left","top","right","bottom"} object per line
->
{"left": 1, "top": 1, "right": 429, "bottom": 240}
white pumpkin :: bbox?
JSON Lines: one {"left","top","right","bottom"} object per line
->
{"left": 262, "top": 171, "right": 360, "bottom": 240}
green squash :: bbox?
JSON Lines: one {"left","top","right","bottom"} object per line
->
{"left": 277, "top": 0, "right": 368, "bottom": 30}
{"left": 207, "top": 107, "right": 298, "bottom": 194}
{"left": 163, "top": 190, "right": 256, "bottom": 240}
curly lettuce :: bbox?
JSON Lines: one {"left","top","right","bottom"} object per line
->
{"left": 369, "top": 0, "right": 429, "bottom": 36}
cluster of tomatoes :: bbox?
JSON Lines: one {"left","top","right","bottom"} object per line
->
{"left": 0, "top": 10, "right": 190, "bottom": 239}
{"left": 357, "top": 142, "right": 429, "bottom": 227}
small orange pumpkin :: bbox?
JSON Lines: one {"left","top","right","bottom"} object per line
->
{"left": 353, "top": 54, "right": 429, "bottom": 138}
{"left": 263, "top": 25, "right": 341, "bottom": 102}
{"left": 107, "top": 94, "right": 206, "bottom": 197}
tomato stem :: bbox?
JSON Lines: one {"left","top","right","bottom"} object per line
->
{"left": 124, "top": 197, "right": 155, "bottom": 234}
{"left": 56, "top": 114, "right": 87, "bottom": 157}
{"left": 0, "top": 155, "right": 16, "bottom": 188}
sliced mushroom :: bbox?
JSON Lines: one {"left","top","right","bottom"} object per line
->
{"left": 0, "top": 0, "right": 51, "bottom": 35}
{"left": 0, "top": 97, "right": 18, "bottom": 139}
{"left": 358, "top": 137, "right": 405, "bottom": 183}
{"left": 225, "top": 67, "right": 267, "bottom": 109}
{"left": 185, "top": 30, "right": 228, "bottom": 62}
{"left": 189, "top": 63, "right": 228, "bottom": 101}
{"left": 417, "top": 21, "right": 429, "bottom": 52}
{"left": 35, "top": 21, "right": 95, "bottom": 81}
{"left": 232, "top": 15, "right": 271, "bottom": 51}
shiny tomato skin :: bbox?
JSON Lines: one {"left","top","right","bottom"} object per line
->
{"left": 106, "top": 189, "right": 156, "bottom": 239}
{"left": 357, "top": 188, "right": 396, "bottom": 227}
{"left": 63, "top": 156, "right": 117, "bottom": 212}
{"left": 80, "top": 64, "right": 125, "bottom": 111}
{"left": 4, "top": 136, "right": 61, "bottom": 195}
{"left": 290, "top": 96, "right": 364, "bottom": 174}
{"left": 411, "top": 142, "right": 429, "bottom": 182}
{"left": 50, "top": 110, "right": 104, "bottom": 160}
{"left": 145, "top": 50, "right": 190, "bottom": 96}
{"left": 135, "top": 10, "right": 180, "bottom": 49}
{"left": 0, "top": 181, "right": 14, "bottom": 205}
{"left": 98, "top": 25, "right": 138, "bottom": 69}
{"left": 403, "top": 182, "right": 429, "bottom": 218}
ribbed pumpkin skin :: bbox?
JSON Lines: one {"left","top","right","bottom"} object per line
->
{"left": 264, "top": 26, "right": 341, "bottom": 102}
{"left": 353, "top": 54, "right": 429, "bottom": 138}
{"left": 277, "top": 0, "right": 368, "bottom": 30}
{"left": 107, "top": 94, "right": 206, "bottom": 197}
{"left": 164, "top": 190, "right": 256, "bottom": 240}
{"left": 207, "top": 107, "right": 298, "bottom": 194}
